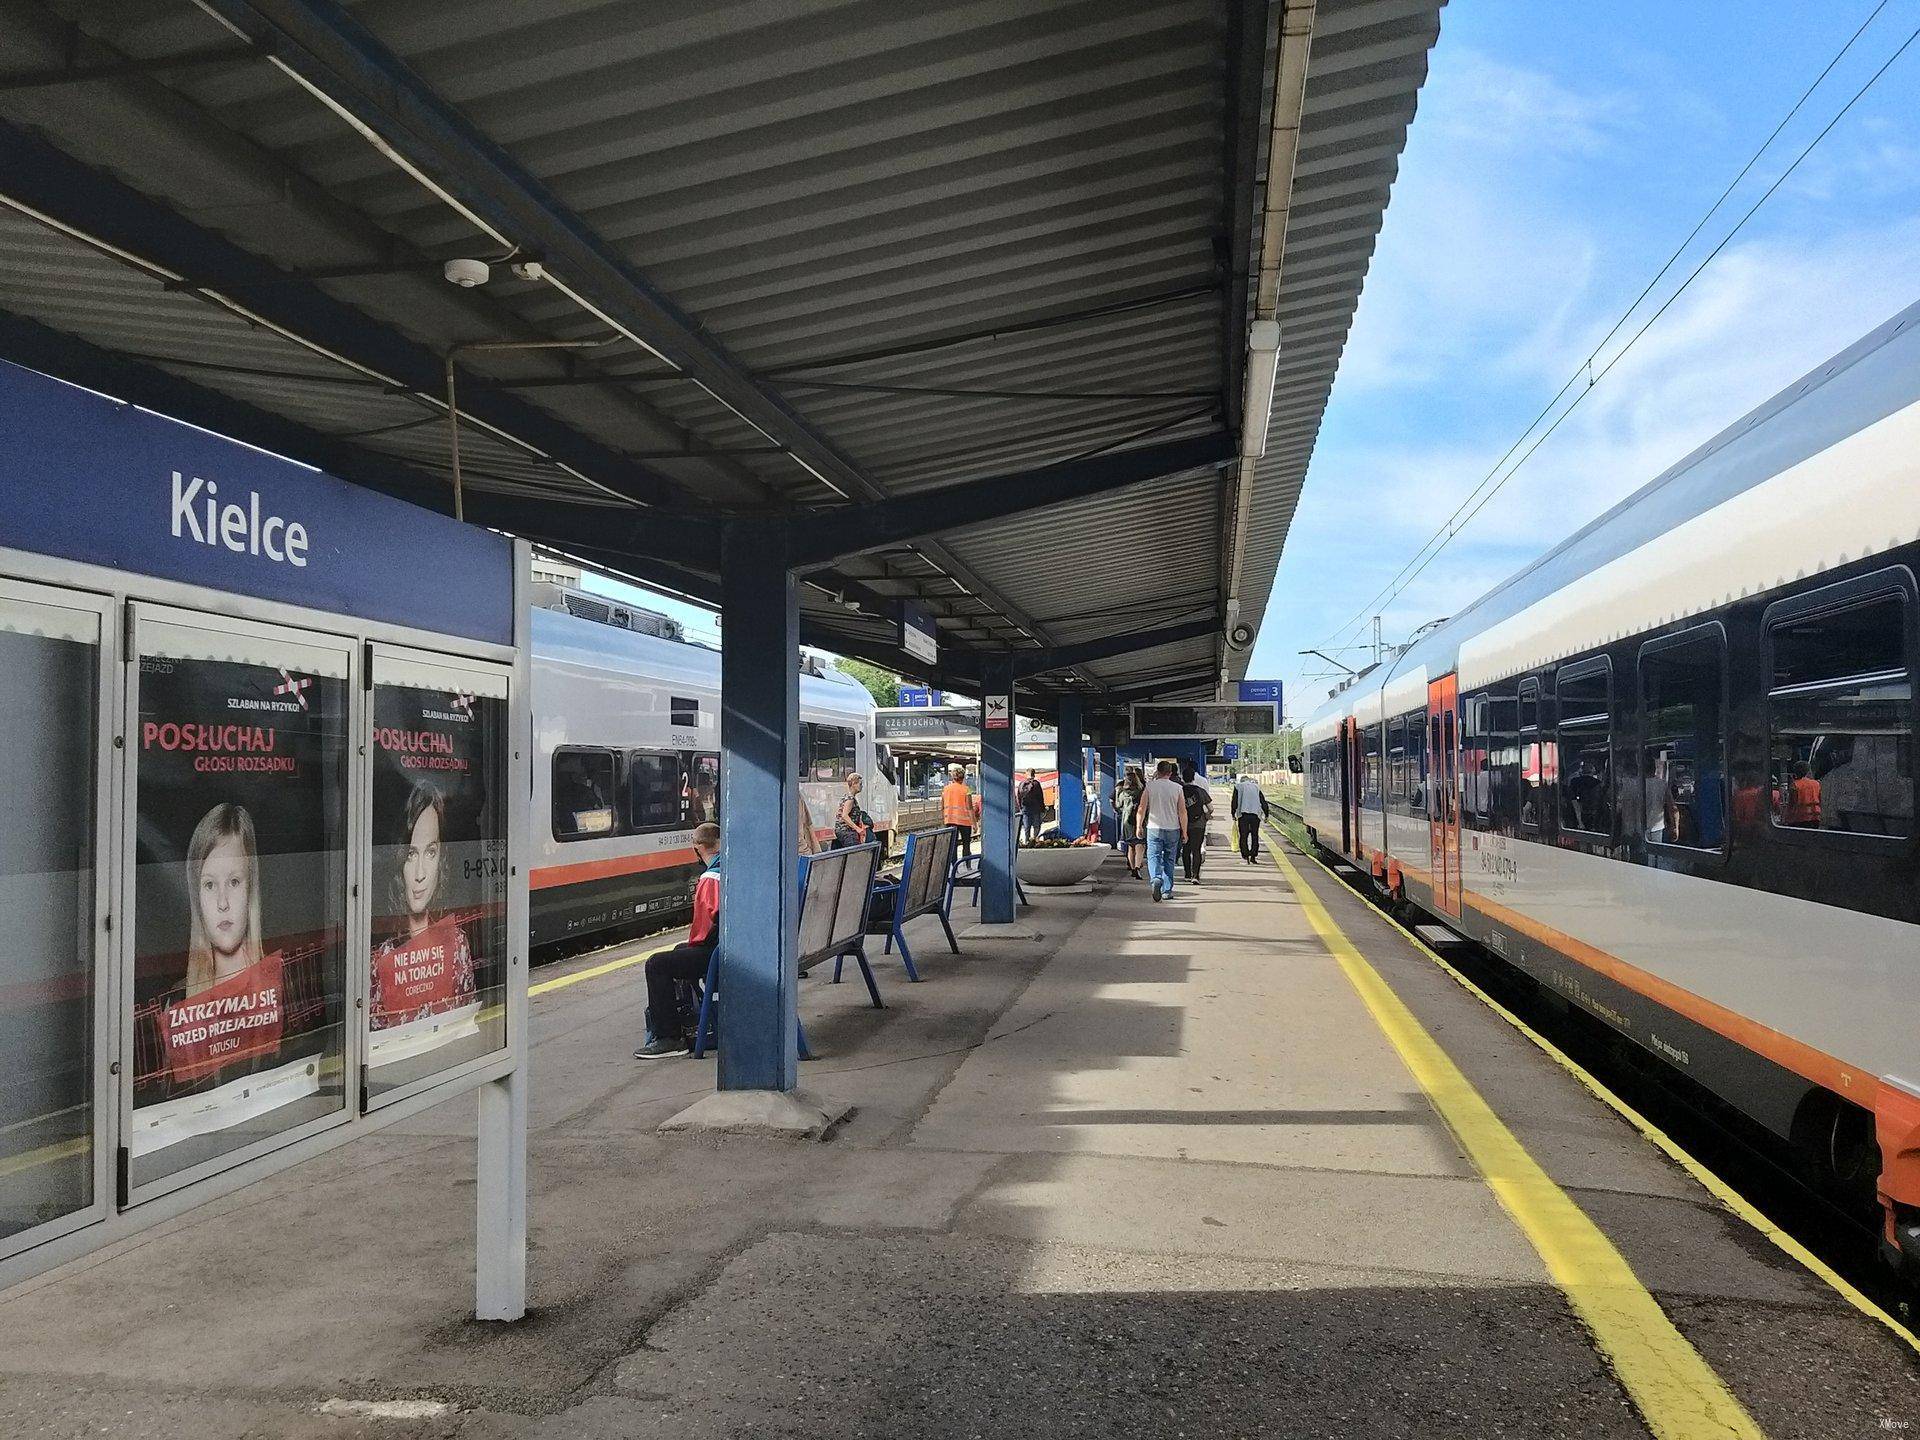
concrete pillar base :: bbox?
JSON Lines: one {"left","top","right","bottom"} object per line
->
{"left": 956, "top": 921, "right": 1045, "bottom": 942}
{"left": 658, "top": 1087, "right": 851, "bottom": 1141}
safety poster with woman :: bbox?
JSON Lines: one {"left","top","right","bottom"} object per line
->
{"left": 130, "top": 634, "right": 350, "bottom": 1187}
{"left": 366, "top": 669, "right": 508, "bottom": 1098}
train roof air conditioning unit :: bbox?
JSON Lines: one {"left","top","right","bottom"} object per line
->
{"left": 532, "top": 582, "right": 685, "bottom": 642}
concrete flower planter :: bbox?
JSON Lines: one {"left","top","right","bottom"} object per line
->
{"left": 1016, "top": 844, "right": 1111, "bottom": 888}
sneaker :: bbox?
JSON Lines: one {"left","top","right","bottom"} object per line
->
{"left": 633, "top": 1037, "right": 689, "bottom": 1060}
{"left": 1150, "top": 885, "right": 1162, "bottom": 903}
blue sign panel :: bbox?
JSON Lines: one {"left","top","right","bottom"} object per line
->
{"left": 1237, "top": 679, "right": 1284, "bottom": 705}
{"left": 899, "top": 600, "right": 938, "bottom": 665}
{"left": 0, "top": 361, "right": 514, "bottom": 645}
{"left": 1221, "top": 743, "right": 1240, "bottom": 760}
{"left": 897, "top": 687, "right": 944, "bottom": 707}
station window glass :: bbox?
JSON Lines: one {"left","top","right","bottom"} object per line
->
{"left": 1767, "top": 592, "right": 1913, "bottom": 838}
{"left": 129, "top": 621, "right": 350, "bottom": 1191}
{"left": 1641, "top": 629, "right": 1726, "bottom": 851}
{"left": 367, "top": 660, "right": 510, "bottom": 1101}
{"left": 552, "top": 748, "right": 618, "bottom": 840}
{"left": 0, "top": 592, "right": 100, "bottom": 1247}
{"left": 627, "top": 749, "right": 685, "bottom": 831}
{"left": 1555, "top": 661, "right": 1612, "bottom": 836}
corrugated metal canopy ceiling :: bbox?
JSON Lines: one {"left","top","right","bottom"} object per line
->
{"left": 0, "top": 0, "right": 1440, "bottom": 713}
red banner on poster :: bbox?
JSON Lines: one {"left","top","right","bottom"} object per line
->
{"left": 370, "top": 916, "right": 472, "bottom": 1026}
{"left": 158, "top": 952, "right": 285, "bottom": 1084}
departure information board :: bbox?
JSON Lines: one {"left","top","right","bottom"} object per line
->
{"left": 1130, "top": 703, "right": 1278, "bottom": 739}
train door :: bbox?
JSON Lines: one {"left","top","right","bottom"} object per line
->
{"left": 1342, "top": 716, "right": 1365, "bottom": 859}
{"left": 1427, "top": 676, "right": 1461, "bottom": 916}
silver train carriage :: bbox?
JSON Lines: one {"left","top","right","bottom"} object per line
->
{"left": 531, "top": 605, "right": 876, "bottom": 951}
{"left": 1301, "top": 300, "right": 1920, "bottom": 1263}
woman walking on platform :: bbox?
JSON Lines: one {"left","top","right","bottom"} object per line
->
{"left": 1116, "top": 766, "right": 1146, "bottom": 880}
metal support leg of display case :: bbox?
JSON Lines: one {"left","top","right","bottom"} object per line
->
{"left": 475, "top": 1066, "right": 527, "bottom": 1321}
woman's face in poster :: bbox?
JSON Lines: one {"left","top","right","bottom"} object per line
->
{"left": 198, "top": 835, "right": 251, "bottom": 960}
{"left": 404, "top": 804, "right": 443, "bottom": 920}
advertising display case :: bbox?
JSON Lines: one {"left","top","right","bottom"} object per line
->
{"left": 0, "top": 360, "right": 531, "bottom": 1317}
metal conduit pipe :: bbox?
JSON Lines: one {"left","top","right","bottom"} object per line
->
{"left": 445, "top": 337, "right": 615, "bottom": 520}
{"left": 1222, "top": 0, "right": 1317, "bottom": 684}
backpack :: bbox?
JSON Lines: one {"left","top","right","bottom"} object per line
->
{"left": 1183, "top": 783, "right": 1210, "bottom": 828}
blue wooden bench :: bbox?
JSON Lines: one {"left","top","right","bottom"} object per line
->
{"left": 861, "top": 825, "right": 961, "bottom": 982}
{"left": 693, "top": 842, "right": 884, "bottom": 1058}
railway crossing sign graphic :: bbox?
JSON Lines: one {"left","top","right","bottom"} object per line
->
{"left": 983, "top": 694, "right": 1011, "bottom": 730}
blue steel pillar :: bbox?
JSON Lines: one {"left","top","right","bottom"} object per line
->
{"left": 979, "top": 654, "right": 1018, "bottom": 924}
{"left": 715, "top": 534, "right": 799, "bottom": 1092}
{"left": 1054, "top": 697, "right": 1085, "bottom": 840}
{"left": 1096, "top": 744, "right": 1118, "bottom": 844}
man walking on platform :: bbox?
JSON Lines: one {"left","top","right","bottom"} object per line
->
{"left": 1017, "top": 768, "right": 1047, "bottom": 843}
{"left": 1136, "top": 760, "right": 1187, "bottom": 902}
{"left": 1229, "top": 769, "right": 1268, "bottom": 863}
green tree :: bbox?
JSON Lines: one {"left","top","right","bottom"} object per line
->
{"left": 834, "top": 657, "right": 904, "bottom": 710}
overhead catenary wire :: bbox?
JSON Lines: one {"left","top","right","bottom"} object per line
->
{"left": 1320, "top": 3, "right": 1912, "bottom": 655}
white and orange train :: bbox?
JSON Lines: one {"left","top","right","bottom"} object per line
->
{"left": 1301, "top": 301, "right": 1920, "bottom": 1265}
{"left": 530, "top": 601, "right": 875, "bottom": 950}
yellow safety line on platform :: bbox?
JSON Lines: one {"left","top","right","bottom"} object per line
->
{"left": 1278, "top": 827, "right": 1920, "bottom": 1362}
{"left": 1267, "top": 835, "right": 1765, "bottom": 1440}
{"left": 529, "top": 943, "right": 668, "bottom": 999}
{"left": 0, "top": 1136, "right": 87, "bottom": 1181}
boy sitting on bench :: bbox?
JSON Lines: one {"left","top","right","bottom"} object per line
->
{"left": 634, "top": 821, "right": 722, "bottom": 1060}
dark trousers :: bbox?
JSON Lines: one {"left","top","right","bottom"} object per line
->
{"left": 1182, "top": 831, "right": 1205, "bottom": 881}
{"left": 948, "top": 822, "right": 973, "bottom": 860}
{"left": 645, "top": 940, "right": 715, "bottom": 1042}
{"left": 1237, "top": 813, "right": 1262, "bottom": 862}
{"left": 1021, "top": 807, "right": 1045, "bottom": 842}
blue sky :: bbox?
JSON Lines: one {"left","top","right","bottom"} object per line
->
{"left": 587, "top": 2, "right": 1920, "bottom": 713}
{"left": 1253, "top": 0, "right": 1920, "bottom": 719}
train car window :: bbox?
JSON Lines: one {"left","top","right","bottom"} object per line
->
{"left": 670, "top": 695, "right": 699, "bottom": 728}
{"left": 1555, "top": 660, "right": 1612, "bottom": 837}
{"left": 1410, "top": 712, "right": 1430, "bottom": 813}
{"left": 1308, "top": 739, "right": 1334, "bottom": 800}
{"left": 1640, "top": 628, "right": 1727, "bottom": 851}
{"left": 1519, "top": 679, "right": 1544, "bottom": 833}
{"left": 1767, "top": 590, "right": 1913, "bottom": 838}
{"left": 1386, "top": 718, "right": 1407, "bottom": 805}
{"left": 1460, "top": 694, "right": 1489, "bottom": 828}
{"left": 626, "top": 749, "right": 684, "bottom": 832}
{"left": 552, "top": 748, "right": 619, "bottom": 841}
{"left": 801, "top": 723, "right": 858, "bottom": 782}
{"left": 1361, "top": 722, "right": 1383, "bottom": 809}
{"left": 685, "top": 751, "right": 721, "bottom": 825}
{"left": 1469, "top": 689, "right": 1520, "bottom": 831}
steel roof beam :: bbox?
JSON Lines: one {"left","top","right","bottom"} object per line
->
{"left": 0, "top": 119, "right": 694, "bottom": 516}
{"left": 937, "top": 618, "right": 1221, "bottom": 683}
{"left": 197, "top": 0, "right": 882, "bottom": 507}
{"left": 194, "top": 0, "right": 1135, "bottom": 674}
{"left": 779, "top": 431, "right": 1233, "bottom": 570}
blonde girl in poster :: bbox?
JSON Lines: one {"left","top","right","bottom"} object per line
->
{"left": 165, "top": 802, "right": 285, "bottom": 1083}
